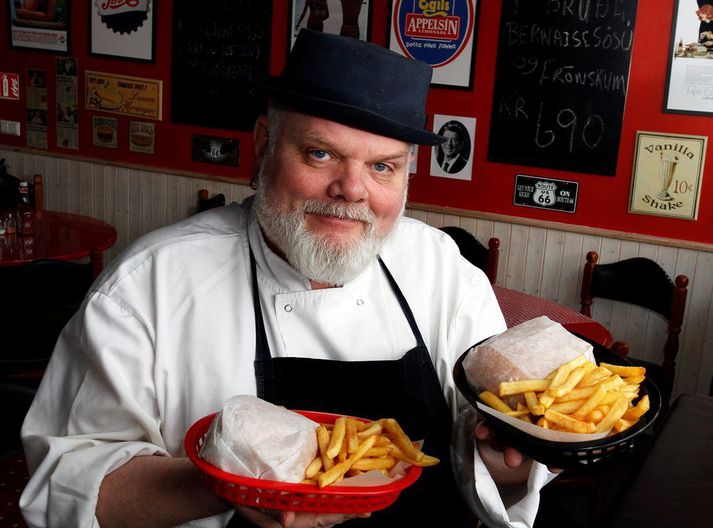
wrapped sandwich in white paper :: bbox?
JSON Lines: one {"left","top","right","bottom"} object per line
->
{"left": 462, "top": 316, "right": 609, "bottom": 442}
{"left": 198, "top": 395, "right": 318, "bottom": 483}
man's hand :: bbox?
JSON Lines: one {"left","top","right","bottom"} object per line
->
{"left": 475, "top": 421, "right": 532, "bottom": 487}
{"left": 234, "top": 506, "right": 370, "bottom": 528}
{"left": 697, "top": 4, "right": 713, "bottom": 22}
{"left": 475, "top": 421, "right": 562, "bottom": 486}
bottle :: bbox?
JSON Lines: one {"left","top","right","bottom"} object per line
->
{"left": 18, "top": 181, "right": 34, "bottom": 236}
{"left": 6, "top": 211, "right": 17, "bottom": 235}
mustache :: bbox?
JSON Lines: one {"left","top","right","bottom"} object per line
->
{"left": 302, "top": 200, "right": 376, "bottom": 224}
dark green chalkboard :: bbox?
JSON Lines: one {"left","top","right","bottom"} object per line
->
{"left": 488, "top": 0, "right": 638, "bottom": 176}
{"left": 171, "top": 0, "right": 272, "bottom": 131}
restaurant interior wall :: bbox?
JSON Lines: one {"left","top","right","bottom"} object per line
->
{"left": 1, "top": 1, "right": 712, "bottom": 245}
{"left": 2, "top": 147, "right": 712, "bottom": 401}
{"left": 1, "top": 2, "right": 713, "bottom": 396}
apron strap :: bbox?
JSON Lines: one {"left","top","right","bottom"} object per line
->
{"left": 377, "top": 256, "right": 427, "bottom": 349}
{"left": 249, "top": 247, "right": 271, "bottom": 362}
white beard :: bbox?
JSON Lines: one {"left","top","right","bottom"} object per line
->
{"left": 254, "top": 170, "right": 404, "bottom": 286}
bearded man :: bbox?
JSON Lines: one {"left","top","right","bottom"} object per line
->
{"left": 21, "top": 30, "right": 556, "bottom": 528}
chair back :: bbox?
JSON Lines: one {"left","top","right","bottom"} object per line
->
{"left": 580, "top": 251, "right": 688, "bottom": 404}
{"left": 439, "top": 226, "right": 500, "bottom": 284}
{"left": 197, "top": 189, "right": 226, "bottom": 213}
{"left": 0, "top": 260, "right": 94, "bottom": 383}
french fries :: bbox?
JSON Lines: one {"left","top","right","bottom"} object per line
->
{"left": 479, "top": 354, "right": 650, "bottom": 435}
{"left": 305, "top": 416, "right": 439, "bottom": 488}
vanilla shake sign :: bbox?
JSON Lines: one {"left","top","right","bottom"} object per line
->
{"left": 389, "top": 0, "right": 478, "bottom": 88}
{"left": 629, "top": 131, "right": 707, "bottom": 220}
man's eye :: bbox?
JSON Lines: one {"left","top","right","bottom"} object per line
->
{"left": 374, "top": 162, "right": 391, "bottom": 173}
{"left": 309, "top": 149, "right": 330, "bottom": 160}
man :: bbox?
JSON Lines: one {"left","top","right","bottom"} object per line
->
{"left": 21, "top": 30, "right": 555, "bottom": 527}
{"left": 437, "top": 121, "right": 469, "bottom": 174}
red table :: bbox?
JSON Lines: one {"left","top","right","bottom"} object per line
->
{"left": 0, "top": 210, "right": 117, "bottom": 278}
{"left": 493, "top": 285, "right": 614, "bottom": 348}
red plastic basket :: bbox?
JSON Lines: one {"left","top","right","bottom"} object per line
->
{"left": 184, "top": 410, "right": 423, "bottom": 513}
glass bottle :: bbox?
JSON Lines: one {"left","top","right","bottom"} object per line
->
{"left": 18, "top": 181, "right": 34, "bottom": 236}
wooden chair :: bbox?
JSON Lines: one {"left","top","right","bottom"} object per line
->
{"left": 439, "top": 226, "right": 500, "bottom": 284}
{"left": 197, "top": 189, "right": 226, "bottom": 213}
{"left": 579, "top": 251, "right": 688, "bottom": 406}
{"left": 0, "top": 260, "right": 93, "bottom": 385}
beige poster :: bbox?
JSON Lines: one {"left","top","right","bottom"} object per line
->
{"left": 629, "top": 131, "right": 707, "bottom": 220}
{"left": 85, "top": 71, "right": 162, "bottom": 120}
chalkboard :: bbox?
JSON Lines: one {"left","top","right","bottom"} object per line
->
{"left": 488, "top": 0, "right": 638, "bottom": 176}
{"left": 171, "top": 0, "right": 272, "bottom": 131}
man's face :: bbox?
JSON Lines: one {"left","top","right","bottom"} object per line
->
{"left": 441, "top": 130, "right": 463, "bottom": 159}
{"left": 253, "top": 110, "right": 411, "bottom": 285}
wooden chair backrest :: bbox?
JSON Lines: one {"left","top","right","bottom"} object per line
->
{"left": 580, "top": 251, "right": 688, "bottom": 401}
{"left": 439, "top": 226, "right": 500, "bottom": 284}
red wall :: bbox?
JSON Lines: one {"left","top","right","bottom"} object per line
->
{"left": 1, "top": 1, "right": 711, "bottom": 244}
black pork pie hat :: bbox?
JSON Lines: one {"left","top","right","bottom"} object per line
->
{"left": 252, "top": 29, "right": 445, "bottom": 146}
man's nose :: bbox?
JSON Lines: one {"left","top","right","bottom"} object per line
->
{"left": 327, "top": 161, "right": 368, "bottom": 202}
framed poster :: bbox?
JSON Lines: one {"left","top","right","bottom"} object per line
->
{"left": 664, "top": 0, "right": 713, "bottom": 115}
{"left": 629, "top": 131, "right": 707, "bottom": 220}
{"left": 8, "top": 0, "right": 70, "bottom": 53}
{"left": 388, "top": 0, "right": 478, "bottom": 89}
{"left": 89, "top": 0, "right": 156, "bottom": 62}
{"left": 289, "top": 0, "right": 372, "bottom": 49}
{"left": 430, "top": 114, "right": 476, "bottom": 181}
{"left": 85, "top": 71, "right": 163, "bottom": 120}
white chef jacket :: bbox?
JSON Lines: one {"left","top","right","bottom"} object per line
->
{"left": 20, "top": 199, "right": 552, "bottom": 528}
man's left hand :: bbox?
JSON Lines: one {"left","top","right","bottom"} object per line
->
{"left": 234, "top": 506, "right": 370, "bottom": 528}
{"left": 475, "top": 421, "right": 532, "bottom": 486}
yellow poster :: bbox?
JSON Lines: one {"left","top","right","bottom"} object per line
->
{"left": 85, "top": 71, "right": 162, "bottom": 120}
{"left": 629, "top": 131, "right": 707, "bottom": 220}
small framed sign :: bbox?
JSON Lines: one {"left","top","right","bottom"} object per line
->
{"left": 629, "top": 131, "right": 707, "bottom": 220}
{"left": 513, "top": 174, "right": 579, "bottom": 214}
{"left": 92, "top": 115, "right": 118, "bottom": 149}
{"left": 191, "top": 135, "right": 239, "bottom": 166}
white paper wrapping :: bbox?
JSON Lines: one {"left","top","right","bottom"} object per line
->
{"left": 462, "top": 316, "right": 610, "bottom": 442}
{"left": 198, "top": 395, "right": 319, "bottom": 483}
{"left": 462, "top": 316, "right": 594, "bottom": 403}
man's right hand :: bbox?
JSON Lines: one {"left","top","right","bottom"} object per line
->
{"left": 234, "top": 506, "right": 371, "bottom": 528}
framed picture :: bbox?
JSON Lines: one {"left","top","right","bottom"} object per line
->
{"left": 8, "top": 0, "right": 70, "bottom": 53}
{"left": 92, "top": 115, "right": 118, "bottom": 149}
{"left": 430, "top": 114, "right": 476, "bottom": 181}
{"left": 629, "top": 131, "right": 707, "bottom": 221}
{"left": 89, "top": 0, "right": 156, "bottom": 62}
{"left": 388, "top": 0, "right": 479, "bottom": 89}
{"left": 664, "top": 0, "right": 713, "bottom": 115}
{"left": 289, "top": 0, "right": 372, "bottom": 49}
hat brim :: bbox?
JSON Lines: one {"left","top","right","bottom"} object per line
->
{"left": 252, "top": 75, "right": 446, "bottom": 146}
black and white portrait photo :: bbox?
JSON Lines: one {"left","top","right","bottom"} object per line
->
{"left": 430, "top": 115, "right": 476, "bottom": 181}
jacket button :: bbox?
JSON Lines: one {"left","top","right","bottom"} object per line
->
{"left": 356, "top": 299, "right": 364, "bottom": 306}
{"left": 284, "top": 304, "right": 292, "bottom": 312}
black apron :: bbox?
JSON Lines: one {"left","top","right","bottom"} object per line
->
{"left": 228, "top": 249, "right": 472, "bottom": 527}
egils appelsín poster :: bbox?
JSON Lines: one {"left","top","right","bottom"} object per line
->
{"left": 389, "top": 0, "right": 478, "bottom": 88}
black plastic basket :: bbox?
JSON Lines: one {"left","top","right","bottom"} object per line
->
{"left": 453, "top": 333, "right": 662, "bottom": 469}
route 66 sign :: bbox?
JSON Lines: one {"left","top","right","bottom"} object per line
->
{"left": 513, "top": 174, "right": 579, "bottom": 213}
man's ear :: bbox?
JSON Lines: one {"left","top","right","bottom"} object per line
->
{"left": 253, "top": 114, "right": 270, "bottom": 167}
